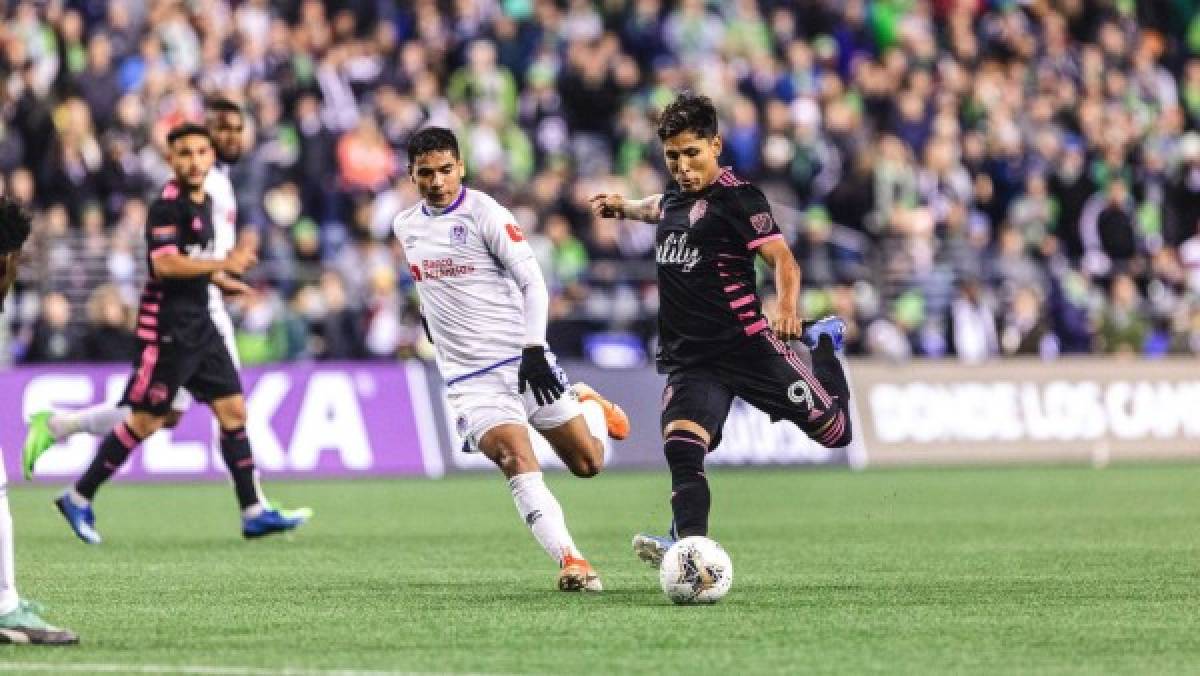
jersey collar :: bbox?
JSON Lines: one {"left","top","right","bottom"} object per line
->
{"left": 421, "top": 186, "right": 467, "bottom": 216}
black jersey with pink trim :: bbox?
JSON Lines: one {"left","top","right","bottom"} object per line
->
{"left": 654, "top": 167, "right": 785, "bottom": 372}
{"left": 137, "top": 181, "right": 218, "bottom": 347}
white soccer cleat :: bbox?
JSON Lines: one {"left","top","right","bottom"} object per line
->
{"left": 632, "top": 532, "right": 675, "bottom": 567}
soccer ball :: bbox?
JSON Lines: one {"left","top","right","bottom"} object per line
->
{"left": 659, "top": 536, "right": 733, "bottom": 604}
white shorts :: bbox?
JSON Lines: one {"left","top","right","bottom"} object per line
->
{"left": 172, "top": 306, "right": 241, "bottom": 412}
{"left": 447, "top": 358, "right": 582, "bottom": 452}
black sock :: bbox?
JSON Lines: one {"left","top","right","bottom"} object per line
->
{"left": 664, "top": 430, "right": 710, "bottom": 538}
{"left": 75, "top": 423, "right": 142, "bottom": 500}
{"left": 811, "top": 335, "right": 850, "bottom": 401}
{"left": 219, "top": 427, "right": 262, "bottom": 511}
{"left": 809, "top": 337, "right": 854, "bottom": 446}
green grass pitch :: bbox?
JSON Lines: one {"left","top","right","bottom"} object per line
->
{"left": 2, "top": 465, "right": 1199, "bottom": 674}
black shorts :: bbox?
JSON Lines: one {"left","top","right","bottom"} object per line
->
{"left": 660, "top": 332, "right": 850, "bottom": 449}
{"left": 120, "top": 337, "right": 242, "bottom": 415}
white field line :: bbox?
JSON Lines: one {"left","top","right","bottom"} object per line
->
{"left": 0, "top": 663, "right": 496, "bottom": 676}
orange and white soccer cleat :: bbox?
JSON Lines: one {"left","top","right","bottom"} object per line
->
{"left": 573, "top": 383, "right": 630, "bottom": 441}
{"left": 558, "top": 555, "right": 603, "bottom": 592}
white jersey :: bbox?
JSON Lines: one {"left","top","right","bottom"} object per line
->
{"left": 202, "top": 163, "right": 238, "bottom": 318}
{"left": 394, "top": 187, "right": 535, "bottom": 384}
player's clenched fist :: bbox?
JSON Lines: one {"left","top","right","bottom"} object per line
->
{"left": 588, "top": 193, "right": 626, "bottom": 219}
{"left": 222, "top": 246, "right": 257, "bottom": 276}
{"left": 771, "top": 311, "right": 803, "bottom": 342}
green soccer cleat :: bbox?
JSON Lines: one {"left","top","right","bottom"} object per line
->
{"left": 22, "top": 412, "right": 56, "bottom": 481}
{"left": 0, "top": 599, "right": 78, "bottom": 646}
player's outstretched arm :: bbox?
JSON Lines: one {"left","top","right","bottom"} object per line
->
{"left": 588, "top": 193, "right": 663, "bottom": 224}
{"left": 757, "top": 238, "right": 803, "bottom": 341}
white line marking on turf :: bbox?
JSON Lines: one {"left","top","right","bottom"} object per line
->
{"left": 0, "top": 664, "right": 486, "bottom": 676}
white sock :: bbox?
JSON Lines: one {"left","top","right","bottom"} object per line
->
{"left": 0, "top": 485, "right": 19, "bottom": 615}
{"left": 51, "top": 405, "right": 131, "bottom": 440}
{"left": 578, "top": 398, "right": 608, "bottom": 443}
{"left": 67, "top": 489, "right": 90, "bottom": 508}
{"left": 508, "top": 472, "right": 582, "bottom": 564}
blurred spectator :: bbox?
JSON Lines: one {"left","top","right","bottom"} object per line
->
{"left": 81, "top": 284, "right": 136, "bottom": 362}
{"left": 949, "top": 278, "right": 999, "bottom": 364}
{"left": 0, "top": 0, "right": 1198, "bottom": 365}
{"left": 1000, "top": 286, "right": 1053, "bottom": 358}
{"left": 23, "top": 291, "right": 82, "bottom": 363}
{"left": 1097, "top": 274, "right": 1150, "bottom": 355}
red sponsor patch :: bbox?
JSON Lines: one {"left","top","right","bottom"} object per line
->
{"left": 505, "top": 224, "right": 525, "bottom": 242}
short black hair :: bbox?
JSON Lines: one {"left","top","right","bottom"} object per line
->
{"left": 657, "top": 92, "right": 719, "bottom": 142}
{"left": 407, "top": 127, "right": 460, "bottom": 165}
{"left": 167, "top": 123, "right": 213, "bottom": 146}
{"left": 206, "top": 98, "right": 244, "bottom": 116}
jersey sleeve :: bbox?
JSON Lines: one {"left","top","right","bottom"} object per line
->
{"left": 476, "top": 199, "right": 535, "bottom": 269}
{"left": 727, "top": 185, "right": 784, "bottom": 251}
{"left": 146, "top": 199, "right": 183, "bottom": 260}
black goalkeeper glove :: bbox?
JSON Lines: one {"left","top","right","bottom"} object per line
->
{"left": 518, "top": 345, "right": 565, "bottom": 407}
{"left": 0, "top": 198, "right": 32, "bottom": 254}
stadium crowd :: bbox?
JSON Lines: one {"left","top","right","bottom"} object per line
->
{"left": 2, "top": 0, "right": 1200, "bottom": 365}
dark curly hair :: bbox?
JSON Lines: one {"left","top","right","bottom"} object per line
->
{"left": 656, "top": 92, "right": 719, "bottom": 142}
{"left": 0, "top": 197, "right": 32, "bottom": 255}
{"left": 407, "top": 127, "right": 460, "bottom": 165}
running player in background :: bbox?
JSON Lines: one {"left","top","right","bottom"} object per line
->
{"left": 588, "top": 93, "right": 852, "bottom": 566}
{"left": 22, "top": 103, "right": 310, "bottom": 533}
{"left": 45, "top": 124, "right": 308, "bottom": 544}
{"left": 23, "top": 99, "right": 253, "bottom": 468}
{"left": 0, "top": 198, "right": 77, "bottom": 644}
{"left": 395, "top": 127, "right": 628, "bottom": 592}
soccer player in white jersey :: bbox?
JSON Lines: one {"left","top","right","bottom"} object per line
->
{"left": 21, "top": 101, "right": 310, "bottom": 541}
{"left": 0, "top": 198, "right": 77, "bottom": 644}
{"left": 395, "top": 128, "right": 629, "bottom": 592}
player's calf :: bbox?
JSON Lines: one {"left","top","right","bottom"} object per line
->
{"left": 539, "top": 416, "right": 604, "bottom": 478}
{"left": 807, "top": 408, "right": 853, "bottom": 448}
{"left": 663, "top": 425, "right": 711, "bottom": 538}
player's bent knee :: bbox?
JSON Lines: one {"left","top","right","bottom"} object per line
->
{"left": 495, "top": 446, "right": 537, "bottom": 476}
{"left": 128, "top": 412, "right": 165, "bottom": 439}
{"left": 211, "top": 397, "right": 248, "bottom": 429}
{"left": 480, "top": 425, "right": 539, "bottom": 477}
{"left": 663, "top": 419, "right": 710, "bottom": 445}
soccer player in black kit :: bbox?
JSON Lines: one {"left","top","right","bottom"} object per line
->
{"left": 589, "top": 93, "right": 852, "bottom": 565}
{"left": 53, "top": 124, "right": 309, "bottom": 543}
